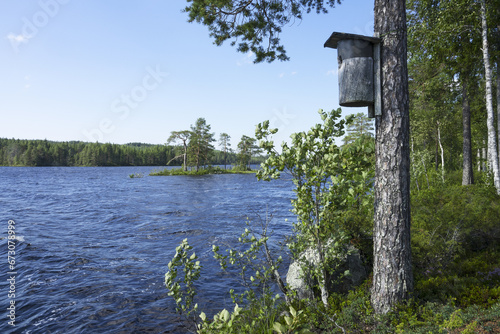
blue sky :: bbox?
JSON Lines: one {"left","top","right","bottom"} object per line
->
{"left": 1, "top": 0, "right": 374, "bottom": 147}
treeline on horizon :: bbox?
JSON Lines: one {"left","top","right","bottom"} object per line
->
{"left": 0, "top": 138, "right": 264, "bottom": 167}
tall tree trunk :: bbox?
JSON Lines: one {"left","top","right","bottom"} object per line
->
{"left": 480, "top": 0, "right": 500, "bottom": 193}
{"left": 224, "top": 147, "right": 227, "bottom": 170}
{"left": 497, "top": 63, "right": 500, "bottom": 168}
{"left": 462, "top": 79, "right": 474, "bottom": 185}
{"left": 478, "top": 148, "right": 481, "bottom": 172}
{"left": 183, "top": 142, "right": 188, "bottom": 171}
{"left": 483, "top": 140, "right": 487, "bottom": 171}
{"left": 422, "top": 154, "right": 430, "bottom": 188}
{"left": 437, "top": 121, "right": 445, "bottom": 182}
{"left": 410, "top": 138, "right": 420, "bottom": 191}
{"left": 372, "top": 0, "right": 413, "bottom": 314}
{"left": 435, "top": 131, "right": 439, "bottom": 172}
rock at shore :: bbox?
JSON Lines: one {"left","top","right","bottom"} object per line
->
{"left": 286, "top": 244, "right": 367, "bottom": 300}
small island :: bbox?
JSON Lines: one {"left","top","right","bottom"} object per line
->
{"left": 149, "top": 119, "right": 264, "bottom": 176}
{"left": 149, "top": 166, "right": 257, "bottom": 176}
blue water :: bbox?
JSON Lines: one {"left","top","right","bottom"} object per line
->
{"left": 0, "top": 167, "right": 294, "bottom": 333}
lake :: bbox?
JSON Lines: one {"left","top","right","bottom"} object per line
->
{"left": 0, "top": 167, "right": 295, "bottom": 333}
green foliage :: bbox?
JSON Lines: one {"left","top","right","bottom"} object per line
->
{"left": 167, "top": 130, "right": 191, "bottom": 170}
{"left": 321, "top": 288, "right": 500, "bottom": 334}
{"left": 341, "top": 112, "right": 374, "bottom": 146}
{"left": 256, "top": 108, "right": 374, "bottom": 305}
{"left": 197, "top": 304, "right": 244, "bottom": 333}
{"left": 184, "top": 215, "right": 287, "bottom": 333}
{"left": 165, "top": 238, "right": 202, "bottom": 320}
{"left": 273, "top": 305, "right": 313, "bottom": 334}
{"left": 219, "top": 133, "right": 232, "bottom": 169}
{"left": 188, "top": 118, "right": 216, "bottom": 171}
{"left": 441, "top": 309, "right": 464, "bottom": 331}
{"left": 328, "top": 282, "right": 374, "bottom": 331}
{"left": 230, "top": 165, "right": 252, "bottom": 172}
{"left": 415, "top": 274, "right": 500, "bottom": 308}
{"left": 149, "top": 166, "right": 256, "bottom": 176}
{"left": 236, "top": 135, "right": 260, "bottom": 170}
{"left": 164, "top": 234, "right": 286, "bottom": 333}
{"left": 192, "top": 177, "right": 500, "bottom": 333}
{"left": 411, "top": 182, "right": 500, "bottom": 279}
{"left": 128, "top": 173, "right": 144, "bottom": 178}
{"left": 0, "top": 137, "right": 248, "bottom": 167}
{"left": 407, "top": 0, "right": 499, "bottom": 183}
{"left": 212, "top": 216, "right": 286, "bottom": 301}
{"left": 462, "top": 320, "right": 479, "bottom": 334}
{"left": 197, "top": 295, "right": 284, "bottom": 334}
{"left": 409, "top": 180, "right": 500, "bottom": 317}
{"left": 184, "top": 0, "right": 343, "bottom": 63}
{"left": 0, "top": 138, "right": 178, "bottom": 166}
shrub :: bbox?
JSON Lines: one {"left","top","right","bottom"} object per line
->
{"left": 411, "top": 183, "right": 500, "bottom": 279}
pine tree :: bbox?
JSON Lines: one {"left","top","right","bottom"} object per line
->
{"left": 342, "top": 112, "right": 374, "bottom": 146}
{"left": 188, "top": 118, "right": 215, "bottom": 171}
{"left": 219, "top": 133, "right": 231, "bottom": 170}
{"left": 185, "top": 0, "right": 414, "bottom": 313}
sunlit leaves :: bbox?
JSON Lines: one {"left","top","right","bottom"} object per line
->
{"left": 255, "top": 108, "right": 374, "bottom": 305}
{"left": 165, "top": 238, "right": 202, "bottom": 318}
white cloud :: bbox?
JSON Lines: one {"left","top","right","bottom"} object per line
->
{"left": 24, "top": 75, "right": 31, "bottom": 89}
{"left": 278, "top": 71, "right": 298, "bottom": 78}
{"left": 7, "top": 33, "right": 30, "bottom": 44}
{"left": 326, "top": 69, "right": 338, "bottom": 76}
{"left": 236, "top": 51, "right": 254, "bottom": 66}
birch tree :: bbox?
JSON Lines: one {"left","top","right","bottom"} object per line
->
{"left": 407, "top": 0, "right": 481, "bottom": 186}
{"left": 498, "top": 66, "right": 500, "bottom": 168}
{"left": 480, "top": 0, "right": 500, "bottom": 193}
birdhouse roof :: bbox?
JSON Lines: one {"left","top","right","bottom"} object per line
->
{"left": 324, "top": 32, "right": 381, "bottom": 49}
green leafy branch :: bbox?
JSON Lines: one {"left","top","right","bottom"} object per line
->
{"left": 255, "top": 109, "right": 374, "bottom": 307}
{"left": 212, "top": 214, "right": 289, "bottom": 304}
{"left": 165, "top": 238, "right": 202, "bottom": 320}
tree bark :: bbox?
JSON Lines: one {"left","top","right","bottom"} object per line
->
{"left": 410, "top": 138, "right": 420, "bottom": 191}
{"left": 478, "top": 148, "right": 481, "bottom": 172}
{"left": 372, "top": 0, "right": 413, "bottom": 314}
{"left": 435, "top": 131, "right": 439, "bottom": 172}
{"left": 462, "top": 79, "right": 474, "bottom": 185}
{"left": 497, "top": 63, "right": 500, "bottom": 169}
{"left": 437, "top": 121, "right": 445, "bottom": 182}
{"left": 183, "top": 141, "right": 188, "bottom": 171}
{"left": 480, "top": 0, "right": 500, "bottom": 193}
{"left": 483, "top": 140, "right": 487, "bottom": 171}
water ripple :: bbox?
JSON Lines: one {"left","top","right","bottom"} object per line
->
{"left": 0, "top": 167, "right": 294, "bottom": 333}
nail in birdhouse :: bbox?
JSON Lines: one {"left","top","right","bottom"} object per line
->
{"left": 324, "top": 32, "right": 381, "bottom": 117}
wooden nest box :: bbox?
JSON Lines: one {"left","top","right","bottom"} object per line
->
{"left": 324, "top": 32, "right": 382, "bottom": 117}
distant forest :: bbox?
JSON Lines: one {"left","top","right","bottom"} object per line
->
{"left": 0, "top": 138, "right": 263, "bottom": 167}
